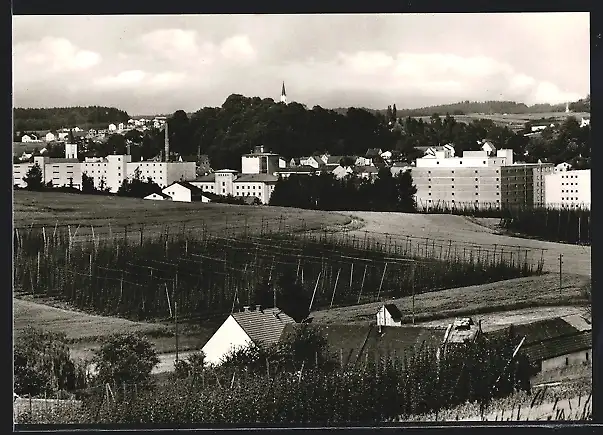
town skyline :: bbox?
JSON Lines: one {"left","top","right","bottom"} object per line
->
{"left": 13, "top": 13, "right": 590, "bottom": 115}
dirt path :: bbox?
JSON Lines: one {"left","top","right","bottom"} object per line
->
{"left": 340, "top": 212, "right": 591, "bottom": 277}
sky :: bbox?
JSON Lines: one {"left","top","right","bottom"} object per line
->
{"left": 12, "top": 13, "right": 590, "bottom": 115}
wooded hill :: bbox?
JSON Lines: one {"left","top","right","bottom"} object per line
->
{"left": 14, "top": 106, "right": 130, "bottom": 132}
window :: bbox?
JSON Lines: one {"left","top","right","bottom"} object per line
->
{"left": 452, "top": 186, "right": 455, "bottom": 189}
{"left": 565, "top": 357, "right": 569, "bottom": 366}
{"left": 460, "top": 161, "right": 463, "bottom": 164}
{"left": 436, "top": 161, "right": 440, "bottom": 164}
{"left": 451, "top": 192, "right": 454, "bottom": 196}
{"left": 428, "top": 192, "right": 431, "bottom": 196}
{"left": 475, "top": 178, "right": 478, "bottom": 181}
{"left": 496, "top": 192, "right": 500, "bottom": 195}
{"left": 475, "top": 170, "right": 478, "bottom": 174}
{"left": 451, "top": 170, "right": 454, "bottom": 174}
{"left": 586, "top": 352, "right": 589, "bottom": 361}
{"left": 222, "top": 182, "right": 225, "bottom": 187}
{"left": 428, "top": 178, "right": 431, "bottom": 182}
{"left": 483, "top": 161, "right": 486, "bottom": 164}
{"left": 428, "top": 185, "right": 431, "bottom": 189}
{"left": 475, "top": 185, "right": 478, "bottom": 189}
{"left": 476, "top": 193, "right": 479, "bottom": 196}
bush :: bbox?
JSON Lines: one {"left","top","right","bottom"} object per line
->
{"left": 92, "top": 333, "right": 160, "bottom": 387}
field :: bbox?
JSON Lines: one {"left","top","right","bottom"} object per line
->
{"left": 413, "top": 111, "right": 590, "bottom": 131}
{"left": 311, "top": 273, "right": 590, "bottom": 326}
{"left": 340, "top": 212, "right": 591, "bottom": 276}
{"left": 12, "top": 191, "right": 591, "bottom": 377}
{"left": 13, "top": 190, "right": 352, "bottom": 237}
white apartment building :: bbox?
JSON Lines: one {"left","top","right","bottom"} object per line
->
{"left": 544, "top": 169, "right": 591, "bottom": 209}
{"left": 13, "top": 155, "right": 82, "bottom": 189}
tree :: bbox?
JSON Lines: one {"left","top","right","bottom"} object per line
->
{"left": 92, "top": 333, "right": 159, "bottom": 386}
{"left": 394, "top": 170, "right": 418, "bottom": 212}
{"left": 277, "top": 324, "right": 330, "bottom": 370}
{"left": 14, "top": 327, "right": 86, "bottom": 396}
{"left": 82, "top": 173, "right": 95, "bottom": 194}
{"left": 23, "top": 163, "right": 44, "bottom": 190}
{"left": 117, "top": 167, "right": 162, "bottom": 198}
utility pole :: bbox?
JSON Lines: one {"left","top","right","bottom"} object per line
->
{"left": 175, "top": 301, "right": 179, "bottom": 363}
{"left": 559, "top": 254, "right": 563, "bottom": 293}
{"left": 411, "top": 262, "right": 416, "bottom": 325}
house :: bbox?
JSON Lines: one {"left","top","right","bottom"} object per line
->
{"left": 555, "top": 162, "right": 572, "bottom": 172}
{"left": 108, "top": 124, "right": 117, "bottom": 131}
{"left": 332, "top": 165, "right": 354, "bottom": 179}
{"left": 380, "top": 150, "right": 393, "bottom": 161}
{"left": 325, "top": 155, "right": 345, "bottom": 168}
{"left": 355, "top": 156, "right": 373, "bottom": 167}
{"left": 289, "top": 158, "right": 301, "bottom": 167}
{"left": 580, "top": 117, "right": 590, "bottom": 128}
{"left": 480, "top": 140, "right": 497, "bottom": 156}
{"left": 57, "top": 132, "right": 69, "bottom": 141}
{"left": 485, "top": 316, "right": 592, "bottom": 374}
{"left": 118, "top": 122, "right": 125, "bottom": 131}
{"left": 144, "top": 192, "right": 173, "bottom": 201}
{"left": 162, "top": 181, "right": 207, "bottom": 202}
{"left": 201, "top": 306, "right": 296, "bottom": 366}
{"left": 366, "top": 148, "right": 383, "bottom": 158}
{"left": 21, "top": 134, "right": 39, "bottom": 143}
{"left": 354, "top": 165, "right": 379, "bottom": 180}
{"left": 376, "top": 304, "right": 403, "bottom": 327}
{"left": 44, "top": 132, "right": 56, "bottom": 142}
{"left": 442, "top": 318, "right": 482, "bottom": 347}
{"left": 275, "top": 166, "right": 319, "bottom": 179}
{"left": 531, "top": 125, "right": 547, "bottom": 132}
{"left": 390, "top": 161, "right": 411, "bottom": 177}
{"left": 300, "top": 156, "right": 323, "bottom": 169}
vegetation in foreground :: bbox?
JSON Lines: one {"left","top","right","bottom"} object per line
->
{"left": 16, "top": 325, "right": 536, "bottom": 425}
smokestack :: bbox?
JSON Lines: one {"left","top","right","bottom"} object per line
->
{"left": 164, "top": 121, "right": 169, "bottom": 162}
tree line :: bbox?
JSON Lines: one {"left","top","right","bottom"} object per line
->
{"left": 269, "top": 169, "right": 417, "bottom": 212}
{"left": 14, "top": 106, "right": 130, "bottom": 132}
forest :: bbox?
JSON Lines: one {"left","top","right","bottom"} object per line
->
{"left": 13, "top": 106, "right": 130, "bottom": 132}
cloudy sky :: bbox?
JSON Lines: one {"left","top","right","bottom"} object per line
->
{"left": 13, "top": 13, "right": 590, "bottom": 115}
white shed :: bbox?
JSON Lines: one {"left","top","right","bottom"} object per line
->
{"left": 144, "top": 192, "right": 172, "bottom": 201}
{"left": 376, "top": 304, "right": 403, "bottom": 327}
{"left": 161, "top": 181, "right": 208, "bottom": 203}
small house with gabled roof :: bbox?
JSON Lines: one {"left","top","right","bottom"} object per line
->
{"left": 376, "top": 304, "right": 403, "bottom": 327}
{"left": 201, "top": 306, "right": 296, "bottom": 366}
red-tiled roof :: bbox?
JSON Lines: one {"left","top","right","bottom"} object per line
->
{"left": 232, "top": 307, "right": 295, "bottom": 347}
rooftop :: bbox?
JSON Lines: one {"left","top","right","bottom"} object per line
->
{"left": 523, "top": 331, "right": 592, "bottom": 363}
{"left": 232, "top": 307, "right": 296, "bottom": 347}
{"left": 235, "top": 174, "right": 279, "bottom": 183}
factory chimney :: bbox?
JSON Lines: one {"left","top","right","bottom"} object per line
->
{"left": 164, "top": 121, "right": 170, "bottom": 162}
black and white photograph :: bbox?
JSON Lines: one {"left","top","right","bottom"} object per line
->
{"left": 12, "top": 11, "right": 592, "bottom": 426}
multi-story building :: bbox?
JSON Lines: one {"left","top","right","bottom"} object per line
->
{"left": 500, "top": 163, "right": 554, "bottom": 208}
{"left": 544, "top": 169, "right": 591, "bottom": 209}
{"left": 413, "top": 148, "right": 555, "bottom": 209}
{"left": 413, "top": 149, "right": 513, "bottom": 209}
{"left": 190, "top": 147, "right": 283, "bottom": 204}
{"left": 13, "top": 155, "right": 82, "bottom": 189}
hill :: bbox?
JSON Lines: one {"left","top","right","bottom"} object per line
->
{"left": 13, "top": 106, "right": 130, "bottom": 132}
{"left": 331, "top": 96, "right": 590, "bottom": 118}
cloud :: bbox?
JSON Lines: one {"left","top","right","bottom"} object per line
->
{"left": 93, "top": 70, "right": 186, "bottom": 91}
{"left": 139, "top": 28, "right": 200, "bottom": 60}
{"left": 324, "top": 50, "right": 582, "bottom": 105}
{"left": 219, "top": 35, "right": 256, "bottom": 61}
{"left": 13, "top": 37, "right": 101, "bottom": 74}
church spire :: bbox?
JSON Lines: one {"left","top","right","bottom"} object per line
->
{"left": 280, "top": 81, "right": 288, "bottom": 104}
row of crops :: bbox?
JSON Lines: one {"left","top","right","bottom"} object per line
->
{"left": 14, "top": 221, "right": 545, "bottom": 321}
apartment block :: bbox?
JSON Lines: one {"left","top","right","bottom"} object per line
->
{"left": 544, "top": 169, "right": 591, "bottom": 209}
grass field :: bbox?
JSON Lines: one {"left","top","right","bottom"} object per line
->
{"left": 13, "top": 297, "right": 219, "bottom": 361}
{"left": 311, "top": 273, "right": 590, "bottom": 326}
{"left": 413, "top": 112, "right": 590, "bottom": 131}
{"left": 340, "top": 212, "right": 591, "bottom": 276}
{"left": 13, "top": 190, "right": 352, "bottom": 237}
